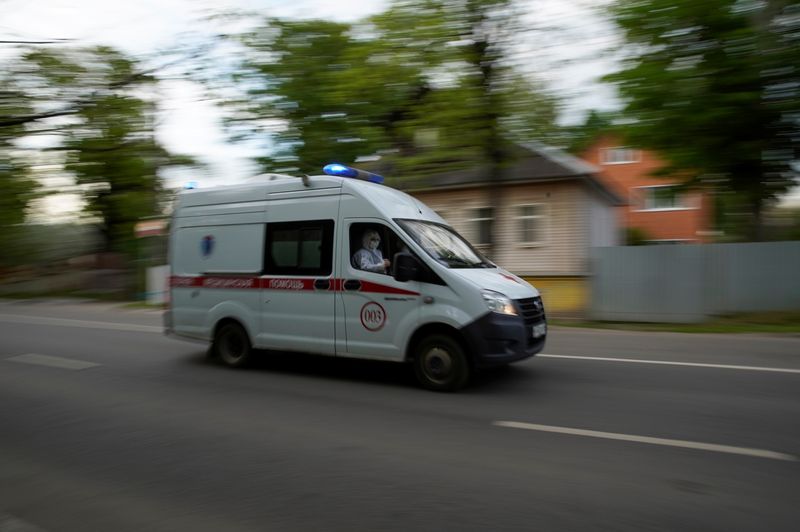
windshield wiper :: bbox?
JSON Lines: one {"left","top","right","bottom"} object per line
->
{"left": 442, "top": 257, "right": 492, "bottom": 268}
{"left": 441, "top": 256, "right": 472, "bottom": 268}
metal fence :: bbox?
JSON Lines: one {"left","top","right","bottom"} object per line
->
{"left": 589, "top": 241, "right": 800, "bottom": 323}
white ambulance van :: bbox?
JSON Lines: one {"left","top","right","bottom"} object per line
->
{"left": 165, "top": 164, "right": 546, "bottom": 391}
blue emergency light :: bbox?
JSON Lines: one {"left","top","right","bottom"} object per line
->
{"left": 184, "top": 181, "right": 199, "bottom": 189}
{"left": 323, "top": 163, "right": 384, "bottom": 184}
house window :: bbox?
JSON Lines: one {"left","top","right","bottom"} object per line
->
{"left": 468, "top": 207, "right": 493, "bottom": 246}
{"left": 600, "top": 147, "right": 640, "bottom": 164}
{"left": 633, "top": 185, "right": 692, "bottom": 211}
{"left": 516, "top": 204, "right": 547, "bottom": 244}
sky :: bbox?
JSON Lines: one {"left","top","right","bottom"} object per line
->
{"left": 4, "top": 0, "right": 797, "bottom": 217}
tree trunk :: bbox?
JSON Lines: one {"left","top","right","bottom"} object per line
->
{"left": 750, "top": 195, "right": 765, "bottom": 242}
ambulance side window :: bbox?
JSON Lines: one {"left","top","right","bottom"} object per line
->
{"left": 265, "top": 220, "right": 334, "bottom": 276}
{"left": 349, "top": 222, "right": 419, "bottom": 275}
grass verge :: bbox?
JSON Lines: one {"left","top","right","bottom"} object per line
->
{"left": 550, "top": 312, "right": 800, "bottom": 334}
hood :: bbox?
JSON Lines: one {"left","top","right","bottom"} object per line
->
{"left": 446, "top": 268, "right": 539, "bottom": 300}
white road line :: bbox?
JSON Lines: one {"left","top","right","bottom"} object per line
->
{"left": 493, "top": 421, "right": 797, "bottom": 462}
{"left": 8, "top": 353, "right": 100, "bottom": 370}
{"left": 539, "top": 353, "right": 800, "bottom": 374}
{"left": 0, "top": 313, "right": 161, "bottom": 333}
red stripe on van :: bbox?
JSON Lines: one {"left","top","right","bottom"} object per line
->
{"left": 170, "top": 275, "right": 259, "bottom": 289}
{"left": 170, "top": 276, "right": 202, "bottom": 288}
{"left": 170, "top": 275, "right": 419, "bottom": 296}
{"left": 358, "top": 281, "right": 419, "bottom": 296}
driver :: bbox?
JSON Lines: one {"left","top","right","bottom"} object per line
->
{"left": 352, "top": 229, "right": 391, "bottom": 274}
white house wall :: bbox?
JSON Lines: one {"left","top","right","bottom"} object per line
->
{"left": 411, "top": 181, "right": 590, "bottom": 276}
{"left": 586, "top": 187, "right": 620, "bottom": 249}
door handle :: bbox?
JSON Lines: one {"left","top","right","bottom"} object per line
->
{"left": 343, "top": 279, "right": 362, "bottom": 291}
{"left": 314, "top": 279, "right": 331, "bottom": 290}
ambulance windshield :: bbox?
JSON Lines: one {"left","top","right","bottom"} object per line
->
{"left": 396, "top": 219, "right": 495, "bottom": 269}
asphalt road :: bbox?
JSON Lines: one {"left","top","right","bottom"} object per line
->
{"left": 1, "top": 300, "right": 798, "bottom": 532}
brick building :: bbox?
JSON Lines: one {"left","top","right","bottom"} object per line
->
{"left": 581, "top": 136, "right": 715, "bottom": 244}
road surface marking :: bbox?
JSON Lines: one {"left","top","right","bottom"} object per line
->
{"left": 8, "top": 353, "right": 100, "bottom": 370}
{"left": 539, "top": 353, "right": 800, "bottom": 374}
{"left": 0, "top": 313, "right": 161, "bottom": 333}
{"left": 494, "top": 420, "right": 797, "bottom": 462}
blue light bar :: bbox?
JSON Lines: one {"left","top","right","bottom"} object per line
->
{"left": 184, "top": 181, "right": 198, "bottom": 189}
{"left": 323, "top": 163, "right": 384, "bottom": 184}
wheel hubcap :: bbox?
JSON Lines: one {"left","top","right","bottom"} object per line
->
{"left": 222, "top": 333, "right": 243, "bottom": 360}
{"left": 424, "top": 347, "right": 452, "bottom": 382}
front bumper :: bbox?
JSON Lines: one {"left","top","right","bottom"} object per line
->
{"left": 460, "top": 310, "right": 546, "bottom": 368}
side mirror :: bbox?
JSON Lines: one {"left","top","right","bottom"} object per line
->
{"left": 393, "top": 252, "right": 421, "bottom": 282}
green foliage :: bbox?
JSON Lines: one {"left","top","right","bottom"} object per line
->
{"left": 0, "top": 162, "right": 39, "bottom": 268}
{"left": 764, "top": 205, "right": 800, "bottom": 240}
{"left": 8, "top": 223, "right": 100, "bottom": 267}
{"left": 552, "top": 311, "right": 800, "bottom": 333}
{"left": 605, "top": 0, "right": 800, "bottom": 240}
{"left": 229, "top": 19, "right": 381, "bottom": 173}
{"left": 625, "top": 226, "right": 651, "bottom": 246}
{"left": 222, "top": 0, "right": 561, "bottom": 184}
{"left": 0, "top": 159, "right": 36, "bottom": 229}
{"left": 1, "top": 46, "right": 196, "bottom": 260}
{"left": 500, "top": 76, "right": 564, "bottom": 146}
{"left": 0, "top": 53, "right": 39, "bottom": 264}
{"left": 566, "top": 110, "right": 617, "bottom": 155}
{"left": 66, "top": 92, "right": 167, "bottom": 254}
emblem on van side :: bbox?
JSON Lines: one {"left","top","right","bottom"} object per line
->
{"left": 360, "top": 302, "right": 386, "bottom": 332}
{"left": 201, "top": 235, "right": 215, "bottom": 258}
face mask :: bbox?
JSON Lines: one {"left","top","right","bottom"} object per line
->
{"left": 369, "top": 240, "right": 379, "bottom": 250}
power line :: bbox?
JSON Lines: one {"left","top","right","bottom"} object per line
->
{"left": 0, "top": 39, "right": 72, "bottom": 44}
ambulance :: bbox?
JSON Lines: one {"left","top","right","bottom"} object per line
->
{"left": 165, "top": 164, "right": 546, "bottom": 391}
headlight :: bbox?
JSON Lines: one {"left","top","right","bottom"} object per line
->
{"left": 481, "top": 289, "right": 517, "bottom": 316}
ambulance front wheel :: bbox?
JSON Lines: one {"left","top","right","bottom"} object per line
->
{"left": 213, "top": 321, "right": 253, "bottom": 368}
{"left": 413, "top": 334, "right": 471, "bottom": 392}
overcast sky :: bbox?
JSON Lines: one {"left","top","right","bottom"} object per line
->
{"left": 5, "top": 0, "right": 795, "bottom": 215}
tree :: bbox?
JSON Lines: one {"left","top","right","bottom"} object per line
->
{"left": 605, "top": 0, "right": 800, "bottom": 240}
{"left": 2, "top": 46, "right": 195, "bottom": 257}
{"left": 374, "top": 0, "right": 555, "bottom": 253}
{"left": 566, "top": 110, "right": 616, "bottom": 155}
{"left": 222, "top": 0, "right": 560, "bottom": 251}
{"left": 0, "top": 160, "right": 38, "bottom": 269}
{"left": 0, "top": 51, "right": 40, "bottom": 268}
{"left": 226, "top": 20, "right": 374, "bottom": 174}
{"left": 368, "top": 0, "right": 552, "bottom": 180}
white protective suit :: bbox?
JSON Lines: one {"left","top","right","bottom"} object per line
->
{"left": 352, "top": 229, "right": 388, "bottom": 273}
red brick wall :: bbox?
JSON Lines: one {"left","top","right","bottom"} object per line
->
{"left": 582, "top": 136, "right": 714, "bottom": 243}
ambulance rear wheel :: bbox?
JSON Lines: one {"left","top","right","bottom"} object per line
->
{"left": 213, "top": 322, "right": 253, "bottom": 368}
{"left": 413, "top": 334, "right": 470, "bottom": 392}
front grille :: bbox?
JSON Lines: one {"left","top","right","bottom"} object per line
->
{"left": 517, "top": 296, "right": 545, "bottom": 326}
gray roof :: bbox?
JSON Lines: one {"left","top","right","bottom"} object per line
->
{"left": 397, "top": 142, "right": 623, "bottom": 205}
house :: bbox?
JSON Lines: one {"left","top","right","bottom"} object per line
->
{"left": 581, "top": 136, "right": 715, "bottom": 244}
{"left": 397, "top": 142, "right": 623, "bottom": 314}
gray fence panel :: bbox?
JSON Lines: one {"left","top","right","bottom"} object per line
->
{"left": 712, "top": 242, "right": 800, "bottom": 312}
{"left": 590, "top": 241, "right": 800, "bottom": 323}
{"left": 590, "top": 245, "right": 707, "bottom": 323}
